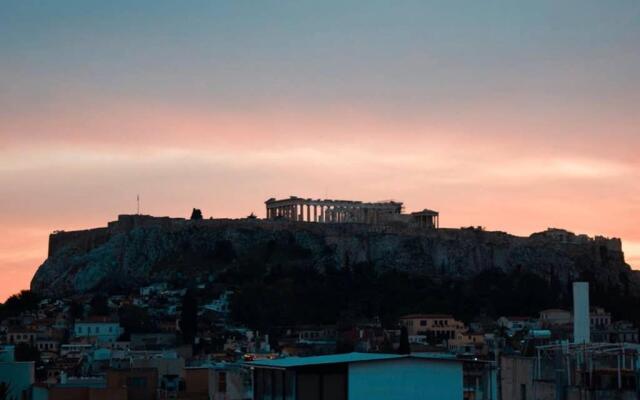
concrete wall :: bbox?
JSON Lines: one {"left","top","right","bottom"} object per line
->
{"left": 500, "top": 356, "right": 533, "bottom": 400}
{"left": 0, "top": 361, "right": 35, "bottom": 400}
{"left": 348, "top": 358, "right": 462, "bottom": 400}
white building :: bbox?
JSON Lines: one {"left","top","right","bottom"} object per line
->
{"left": 203, "top": 290, "right": 234, "bottom": 314}
{"left": 539, "top": 309, "right": 572, "bottom": 326}
{"left": 249, "top": 352, "right": 463, "bottom": 400}
{"left": 74, "top": 319, "right": 123, "bottom": 343}
{"left": 140, "top": 282, "right": 169, "bottom": 297}
{"left": 496, "top": 316, "right": 539, "bottom": 336}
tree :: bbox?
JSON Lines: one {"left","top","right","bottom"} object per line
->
{"left": 68, "top": 300, "right": 85, "bottom": 321}
{"left": 397, "top": 326, "right": 411, "bottom": 354}
{"left": 190, "top": 208, "right": 203, "bottom": 220}
{"left": 14, "top": 343, "right": 39, "bottom": 362}
{"left": 0, "top": 290, "right": 39, "bottom": 320}
{"left": 118, "top": 305, "right": 154, "bottom": 339}
{"left": 89, "top": 295, "right": 109, "bottom": 316}
{"left": 0, "top": 382, "right": 11, "bottom": 400}
{"left": 180, "top": 289, "right": 198, "bottom": 345}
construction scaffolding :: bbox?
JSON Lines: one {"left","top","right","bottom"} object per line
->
{"left": 533, "top": 342, "right": 640, "bottom": 400}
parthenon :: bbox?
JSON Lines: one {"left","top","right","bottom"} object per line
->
{"left": 265, "top": 196, "right": 439, "bottom": 228}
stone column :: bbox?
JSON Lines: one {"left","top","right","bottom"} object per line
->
{"left": 313, "top": 205, "right": 318, "bottom": 222}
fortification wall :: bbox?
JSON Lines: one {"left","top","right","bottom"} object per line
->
{"left": 48, "top": 227, "right": 110, "bottom": 257}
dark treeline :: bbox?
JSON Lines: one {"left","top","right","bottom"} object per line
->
{"left": 0, "top": 290, "right": 40, "bottom": 320}
{"left": 225, "top": 262, "right": 640, "bottom": 331}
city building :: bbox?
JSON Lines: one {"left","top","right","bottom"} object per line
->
{"left": 538, "top": 309, "right": 572, "bottom": 326}
{"left": 249, "top": 352, "right": 463, "bottom": 400}
{"left": 496, "top": 316, "right": 539, "bottom": 337}
{"left": 399, "top": 314, "right": 466, "bottom": 343}
{"left": 590, "top": 307, "right": 612, "bottom": 328}
{"left": 74, "top": 318, "right": 123, "bottom": 343}
{"left": 6, "top": 328, "right": 37, "bottom": 345}
{"left": 184, "top": 363, "right": 251, "bottom": 400}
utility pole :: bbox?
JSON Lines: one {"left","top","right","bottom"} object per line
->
{"left": 137, "top": 194, "right": 140, "bottom": 215}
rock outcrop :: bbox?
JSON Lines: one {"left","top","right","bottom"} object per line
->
{"left": 31, "top": 215, "right": 640, "bottom": 298}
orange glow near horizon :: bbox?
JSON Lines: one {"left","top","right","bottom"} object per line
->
{"left": 1, "top": 106, "right": 639, "bottom": 301}
{"left": 2, "top": 1, "right": 640, "bottom": 302}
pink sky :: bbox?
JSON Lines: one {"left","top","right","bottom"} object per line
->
{"left": 1, "top": 1, "right": 639, "bottom": 301}
{"left": 1, "top": 102, "right": 639, "bottom": 301}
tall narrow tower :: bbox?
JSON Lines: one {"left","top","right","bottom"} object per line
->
{"left": 573, "top": 281, "right": 590, "bottom": 344}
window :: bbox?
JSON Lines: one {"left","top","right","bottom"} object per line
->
{"left": 420, "top": 320, "right": 427, "bottom": 326}
{"left": 218, "top": 372, "right": 227, "bottom": 393}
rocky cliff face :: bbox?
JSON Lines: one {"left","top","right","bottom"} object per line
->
{"left": 31, "top": 215, "right": 640, "bottom": 298}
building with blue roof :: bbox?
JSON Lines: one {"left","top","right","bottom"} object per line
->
{"left": 247, "top": 352, "right": 463, "bottom": 400}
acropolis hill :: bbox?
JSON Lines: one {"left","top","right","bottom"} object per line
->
{"left": 31, "top": 196, "right": 640, "bottom": 299}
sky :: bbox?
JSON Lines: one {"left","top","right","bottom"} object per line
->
{"left": 1, "top": 0, "right": 639, "bottom": 301}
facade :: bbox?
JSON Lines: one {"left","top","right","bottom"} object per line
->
{"left": 592, "top": 321, "right": 639, "bottom": 343}
{"left": 265, "top": 196, "right": 403, "bottom": 223}
{"left": 538, "top": 309, "right": 572, "bottom": 326}
{"left": 496, "top": 316, "right": 539, "bottom": 337}
{"left": 265, "top": 196, "right": 439, "bottom": 227}
{"left": 0, "top": 347, "right": 35, "bottom": 400}
{"left": 249, "top": 352, "right": 463, "bottom": 400}
{"left": 500, "top": 356, "right": 553, "bottom": 400}
{"left": 74, "top": 320, "right": 123, "bottom": 343}
{"left": 46, "top": 377, "right": 127, "bottom": 400}
{"left": 399, "top": 314, "right": 466, "bottom": 343}
{"left": 590, "top": 307, "right": 612, "bottom": 328}
{"left": 106, "top": 368, "right": 158, "bottom": 400}
{"left": 36, "top": 338, "right": 60, "bottom": 353}
{"left": 463, "top": 360, "right": 498, "bottom": 400}
{"left": 7, "top": 329, "right": 37, "bottom": 345}
{"left": 184, "top": 364, "right": 250, "bottom": 400}
{"left": 448, "top": 331, "right": 486, "bottom": 355}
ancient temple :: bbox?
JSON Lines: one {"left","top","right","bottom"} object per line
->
{"left": 265, "top": 196, "right": 438, "bottom": 228}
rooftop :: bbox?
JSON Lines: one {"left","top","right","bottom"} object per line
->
{"left": 247, "top": 352, "right": 459, "bottom": 369}
{"left": 400, "top": 314, "right": 455, "bottom": 320}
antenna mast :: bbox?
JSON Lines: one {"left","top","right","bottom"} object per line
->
{"left": 137, "top": 194, "right": 140, "bottom": 215}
